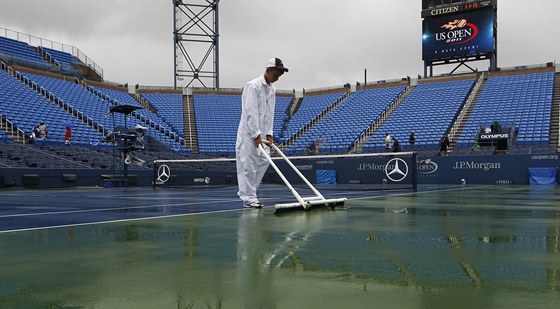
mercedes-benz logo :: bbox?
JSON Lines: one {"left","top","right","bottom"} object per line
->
{"left": 157, "top": 164, "right": 171, "bottom": 183}
{"left": 385, "top": 158, "right": 408, "bottom": 182}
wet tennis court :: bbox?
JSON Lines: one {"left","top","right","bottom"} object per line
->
{"left": 0, "top": 184, "right": 559, "bottom": 308}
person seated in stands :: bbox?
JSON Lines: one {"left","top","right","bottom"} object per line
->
{"left": 392, "top": 137, "right": 400, "bottom": 152}
{"left": 305, "top": 141, "right": 317, "bottom": 155}
{"left": 492, "top": 121, "right": 501, "bottom": 133}
{"left": 64, "top": 124, "right": 72, "bottom": 145}
{"left": 385, "top": 133, "right": 391, "bottom": 151}
{"left": 37, "top": 121, "right": 48, "bottom": 139}
{"left": 409, "top": 131, "right": 415, "bottom": 150}
{"left": 26, "top": 126, "right": 39, "bottom": 144}
{"left": 439, "top": 134, "right": 450, "bottom": 156}
{"left": 472, "top": 141, "right": 481, "bottom": 151}
{"left": 30, "top": 124, "right": 41, "bottom": 140}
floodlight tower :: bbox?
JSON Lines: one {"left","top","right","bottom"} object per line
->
{"left": 173, "top": 0, "right": 220, "bottom": 89}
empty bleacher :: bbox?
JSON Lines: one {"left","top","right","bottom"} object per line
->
{"left": 39, "top": 46, "right": 84, "bottom": 77}
{"left": 455, "top": 72, "right": 554, "bottom": 147}
{"left": 362, "top": 78, "right": 476, "bottom": 152}
{"left": 193, "top": 94, "right": 241, "bottom": 156}
{"left": 140, "top": 92, "right": 185, "bottom": 137}
{"left": 286, "top": 86, "right": 406, "bottom": 154}
{"left": 0, "top": 36, "right": 53, "bottom": 71}
{"left": 273, "top": 96, "right": 293, "bottom": 142}
{"left": 279, "top": 91, "right": 346, "bottom": 146}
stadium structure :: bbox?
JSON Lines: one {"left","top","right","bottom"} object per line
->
{"left": 0, "top": 0, "right": 559, "bottom": 188}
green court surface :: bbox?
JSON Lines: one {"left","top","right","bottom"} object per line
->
{"left": 1, "top": 185, "right": 559, "bottom": 308}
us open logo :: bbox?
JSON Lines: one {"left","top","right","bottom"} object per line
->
{"left": 417, "top": 159, "right": 438, "bottom": 175}
{"left": 385, "top": 158, "right": 409, "bottom": 182}
{"left": 437, "top": 18, "right": 478, "bottom": 45}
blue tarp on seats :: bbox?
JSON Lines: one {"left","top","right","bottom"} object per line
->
{"left": 528, "top": 167, "right": 558, "bottom": 185}
{"left": 316, "top": 170, "right": 336, "bottom": 184}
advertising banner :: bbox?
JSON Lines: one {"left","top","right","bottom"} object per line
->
{"left": 416, "top": 154, "right": 560, "bottom": 185}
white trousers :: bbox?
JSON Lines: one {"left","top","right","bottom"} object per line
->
{"left": 236, "top": 136, "right": 270, "bottom": 203}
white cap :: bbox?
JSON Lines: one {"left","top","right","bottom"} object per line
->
{"left": 265, "top": 58, "right": 289, "bottom": 72}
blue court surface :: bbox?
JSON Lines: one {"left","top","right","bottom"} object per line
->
{"left": 0, "top": 184, "right": 427, "bottom": 233}
{"left": 1, "top": 184, "right": 559, "bottom": 308}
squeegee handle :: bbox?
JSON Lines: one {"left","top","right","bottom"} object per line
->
{"left": 263, "top": 141, "right": 324, "bottom": 199}
{"left": 258, "top": 144, "right": 308, "bottom": 207}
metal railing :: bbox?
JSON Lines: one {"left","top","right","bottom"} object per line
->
{"left": 0, "top": 114, "right": 26, "bottom": 143}
{"left": 448, "top": 72, "right": 485, "bottom": 143}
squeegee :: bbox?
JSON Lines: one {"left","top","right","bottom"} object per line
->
{"left": 258, "top": 142, "right": 346, "bottom": 213}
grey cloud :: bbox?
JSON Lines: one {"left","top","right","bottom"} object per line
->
{"left": 0, "top": 0, "right": 558, "bottom": 90}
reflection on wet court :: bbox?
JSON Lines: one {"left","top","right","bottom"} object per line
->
{"left": 0, "top": 185, "right": 559, "bottom": 308}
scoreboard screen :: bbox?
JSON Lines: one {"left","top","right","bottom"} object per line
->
{"left": 422, "top": 7, "right": 494, "bottom": 61}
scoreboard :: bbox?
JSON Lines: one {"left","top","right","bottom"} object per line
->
{"left": 422, "top": 0, "right": 496, "bottom": 62}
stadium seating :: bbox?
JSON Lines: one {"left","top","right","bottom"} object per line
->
{"left": 91, "top": 86, "right": 187, "bottom": 152}
{"left": 39, "top": 46, "right": 83, "bottom": 77}
{"left": 285, "top": 86, "right": 405, "bottom": 154}
{"left": 273, "top": 96, "right": 293, "bottom": 140}
{"left": 363, "top": 79, "right": 475, "bottom": 152}
{"left": 1, "top": 39, "right": 557, "bottom": 165}
{"left": 140, "top": 93, "right": 184, "bottom": 136}
{"left": 191, "top": 94, "right": 293, "bottom": 156}
{"left": 0, "top": 128, "right": 14, "bottom": 143}
{"left": 279, "top": 92, "right": 345, "bottom": 146}
{"left": 0, "top": 70, "right": 102, "bottom": 145}
{"left": 455, "top": 72, "right": 554, "bottom": 147}
{"left": 192, "top": 94, "right": 241, "bottom": 156}
{"left": 0, "top": 36, "right": 53, "bottom": 71}
{"left": 18, "top": 72, "right": 188, "bottom": 153}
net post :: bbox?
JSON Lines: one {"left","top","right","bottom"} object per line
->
{"left": 412, "top": 152, "right": 418, "bottom": 192}
{"left": 152, "top": 160, "right": 157, "bottom": 189}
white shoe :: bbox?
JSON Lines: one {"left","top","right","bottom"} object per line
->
{"left": 243, "top": 201, "right": 263, "bottom": 209}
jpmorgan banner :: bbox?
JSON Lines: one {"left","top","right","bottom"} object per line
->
{"left": 417, "top": 154, "right": 559, "bottom": 185}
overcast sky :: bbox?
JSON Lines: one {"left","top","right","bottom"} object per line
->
{"left": 1, "top": 0, "right": 558, "bottom": 90}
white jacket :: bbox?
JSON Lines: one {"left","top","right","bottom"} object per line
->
{"left": 237, "top": 74, "right": 275, "bottom": 142}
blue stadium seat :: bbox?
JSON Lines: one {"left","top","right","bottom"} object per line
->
{"left": 456, "top": 72, "right": 554, "bottom": 146}
{"left": 363, "top": 79, "right": 475, "bottom": 152}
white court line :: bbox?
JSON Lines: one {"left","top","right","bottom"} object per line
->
{"left": 0, "top": 185, "right": 473, "bottom": 218}
{"left": 347, "top": 185, "right": 488, "bottom": 201}
{"left": 0, "top": 198, "right": 240, "bottom": 219}
{"left": 0, "top": 207, "right": 251, "bottom": 234}
{"left": 0, "top": 186, "right": 481, "bottom": 234}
